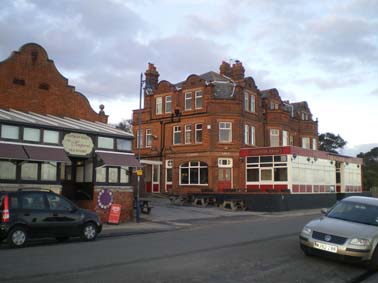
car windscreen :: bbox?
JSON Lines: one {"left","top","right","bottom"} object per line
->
{"left": 327, "top": 200, "right": 378, "bottom": 227}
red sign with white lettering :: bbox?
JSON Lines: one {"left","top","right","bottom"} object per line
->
{"left": 108, "top": 204, "right": 122, "bottom": 224}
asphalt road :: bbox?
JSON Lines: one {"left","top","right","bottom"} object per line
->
{"left": 0, "top": 213, "right": 377, "bottom": 283}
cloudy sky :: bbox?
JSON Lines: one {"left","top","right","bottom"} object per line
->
{"left": 0, "top": 0, "right": 377, "bottom": 156}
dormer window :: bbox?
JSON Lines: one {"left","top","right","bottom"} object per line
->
{"left": 195, "top": 91, "right": 203, "bottom": 109}
{"left": 301, "top": 112, "right": 309, "bottom": 120}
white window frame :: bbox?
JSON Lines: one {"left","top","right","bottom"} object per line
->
{"left": 302, "top": 137, "right": 310, "bottom": 149}
{"left": 173, "top": 126, "right": 181, "bottom": 145}
{"left": 185, "top": 125, "right": 192, "bottom": 144}
{"left": 251, "top": 126, "right": 255, "bottom": 146}
{"left": 250, "top": 95, "right": 255, "bottom": 113}
{"left": 185, "top": 92, "right": 192, "bottom": 111}
{"left": 244, "top": 92, "right": 249, "bottom": 111}
{"left": 195, "top": 91, "right": 203, "bottom": 109}
{"left": 244, "top": 124, "right": 249, "bottom": 144}
{"left": 270, "top": 129, "right": 279, "bottom": 147}
{"left": 282, "top": 130, "right": 288, "bottom": 146}
{"left": 146, "top": 129, "right": 152, "bottom": 147}
{"left": 219, "top": 122, "right": 232, "bottom": 143}
{"left": 156, "top": 97, "right": 163, "bottom": 115}
{"left": 165, "top": 96, "right": 172, "bottom": 113}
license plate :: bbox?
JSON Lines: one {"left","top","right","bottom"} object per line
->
{"left": 314, "top": 242, "right": 338, "bottom": 253}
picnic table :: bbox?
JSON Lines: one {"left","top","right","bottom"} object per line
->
{"left": 221, "top": 199, "right": 246, "bottom": 211}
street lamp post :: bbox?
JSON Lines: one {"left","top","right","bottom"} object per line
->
{"left": 135, "top": 72, "right": 143, "bottom": 223}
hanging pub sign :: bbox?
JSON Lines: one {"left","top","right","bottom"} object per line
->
{"left": 63, "top": 133, "right": 94, "bottom": 156}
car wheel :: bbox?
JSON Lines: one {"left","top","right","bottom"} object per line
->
{"left": 56, "top": 236, "right": 70, "bottom": 243}
{"left": 7, "top": 226, "right": 28, "bottom": 248}
{"left": 300, "top": 244, "right": 313, "bottom": 256}
{"left": 367, "top": 247, "right": 378, "bottom": 271}
{"left": 81, "top": 222, "right": 97, "bottom": 241}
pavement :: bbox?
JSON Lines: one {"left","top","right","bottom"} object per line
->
{"left": 101, "top": 196, "right": 322, "bottom": 237}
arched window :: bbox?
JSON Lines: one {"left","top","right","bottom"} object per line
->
{"left": 180, "top": 161, "right": 208, "bottom": 185}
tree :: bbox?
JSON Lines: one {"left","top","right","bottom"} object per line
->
{"left": 115, "top": 119, "right": 133, "bottom": 133}
{"left": 318, "top": 132, "right": 347, "bottom": 154}
{"left": 357, "top": 147, "right": 378, "bottom": 191}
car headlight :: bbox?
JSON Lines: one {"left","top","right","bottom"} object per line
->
{"left": 301, "top": 227, "right": 312, "bottom": 236}
{"left": 350, "top": 238, "right": 371, "bottom": 246}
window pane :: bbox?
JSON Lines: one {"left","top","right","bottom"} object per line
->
{"left": 261, "top": 169, "right": 272, "bottom": 181}
{"left": 47, "top": 194, "right": 72, "bottom": 211}
{"left": 41, "top": 162, "right": 57, "bottom": 181}
{"left": 21, "top": 163, "right": 38, "bottom": 180}
{"left": 43, "top": 130, "right": 59, "bottom": 144}
{"left": 274, "top": 168, "right": 288, "bottom": 181}
{"left": 96, "top": 167, "right": 106, "bottom": 182}
{"left": 190, "top": 168, "right": 199, "bottom": 184}
{"left": 247, "top": 169, "right": 259, "bottom": 182}
{"left": 219, "top": 122, "right": 231, "bottom": 142}
{"left": 156, "top": 97, "right": 162, "bottom": 114}
{"left": 181, "top": 168, "right": 189, "bottom": 184}
{"left": 117, "top": 139, "right": 132, "bottom": 151}
{"left": 185, "top": 93, "right": 192, "bottom": 110}
{"left": 195, "top": 124, "right": 202, "bottom": 143}
{"left": 146, "top": 129, "right": 152, "bottom": 147}
{"left": 173, "top": 126, "right": 181, "bottom": 144}
{"left": 76, "top": 166, "right": 84, "bottom": 182}
{"left": 0, "top": 161, "right": 16, "bottom": 180}
{"left": 185, "top": 125, "right": 192, "bottom": 144}
{"left": 24, "top": 127, "right": 40, "bottom": 142}
{"left": 1, "top": 125, "right": 19, "bottom": 140}
{"left": 250, "top": 95, "right": 255, "bottom": 112}
{"left": 98, "top": 136, "right": 114, "bottom": 149}
{"left": 21, "top": 193, "right": 46, "bottom": 210}
{"left": 165, "top": 96, "right": 172, "bottom": 113}
{"left": 120, "top": 167, "right": 129, "bottom": 183}
{"left": 200, "top": 167, "right": 208, "bottom": 184}
{"left": 85, "top": 160, "right": 93, "bottom": 182}
{"left": 195, "top": 91, "right": 203, "bottom": 109}
{"left": 109, "top": 167, "right": 118, "bottom": 183}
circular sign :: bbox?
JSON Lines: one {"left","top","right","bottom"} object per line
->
{"left": 63, "top": 133, "right": 94, "bottom": 156}
{"left": 97, "top": 189, "right": 113, "bottom": 209}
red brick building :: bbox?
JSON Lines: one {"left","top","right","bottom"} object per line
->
{"left": 0, "top": 43, "right": 139, "bottom": 223}
{"left": 133, "top": 61, "right": 319, "bottom": 195}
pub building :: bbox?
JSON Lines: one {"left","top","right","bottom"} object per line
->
{"left": 0, "top": 43, "right": 139, "bottom": 222}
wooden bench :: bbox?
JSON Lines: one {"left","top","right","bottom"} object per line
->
{"left": 222, "top": 199, "right": 246, "bottom": 211}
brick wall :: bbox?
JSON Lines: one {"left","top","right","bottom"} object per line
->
{"left": 0, "top": 43, "right": 108, "bottom": 123}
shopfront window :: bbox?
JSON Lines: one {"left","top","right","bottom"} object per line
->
{"left": 108, "top": 167, "right": 119, "bottom": 183}
{"left": 23, "top": 127, "right": 40, "bottom": 142}
{"left": 120, "top": 167, "right": 129, "bottom": 183}
{"left": 41, "top": 162, "right": 57, "bottom": 181}
{"left": 246, "top": 155, "right": 288, "bottom": 183}
{"left": 96, "top": 167, "right": 106, "bottom": 182}
{"left": 117, "top": 139, "right": 132, "bottom": 151}
{"left": 98, "top": 136, "right": 114, "bottom": 149}
{"left": 43, "top": 130, "right": 59, "bottom": 144}
{"left": 0, "top": 161, "right": 16, "bottom": 180}
{"left": 1, "top": 125, "right": 19, "bottom": 140}
{"left": 21, "top": 162, "right": 38, "bottom": 180}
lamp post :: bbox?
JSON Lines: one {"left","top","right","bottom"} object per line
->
{"left": 135, "top": 72, "right": 143, "bottom": 223}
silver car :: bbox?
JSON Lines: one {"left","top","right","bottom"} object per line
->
{"left": 300, "top": 196, "right": 378, "bottom": 270}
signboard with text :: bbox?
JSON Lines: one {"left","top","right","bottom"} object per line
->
{"left": 62, "top": 133, "right": 94, "bottom": 156}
